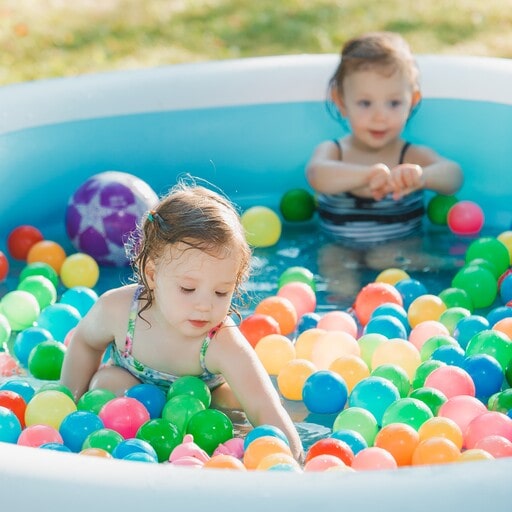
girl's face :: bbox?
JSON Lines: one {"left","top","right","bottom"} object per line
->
{"left": 337, "top": 68, "right": 418, "bottom": 150}
{"left": 145, "top": 242, "right": 239, "bottom": 338}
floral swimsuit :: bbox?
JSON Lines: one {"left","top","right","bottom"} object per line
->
{"left": 110, "top": 286, "right": 226, "bottom": 392}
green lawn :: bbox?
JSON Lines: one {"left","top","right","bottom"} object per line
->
{"left": 1, "top": 0, "right": 511, "bottom": 85}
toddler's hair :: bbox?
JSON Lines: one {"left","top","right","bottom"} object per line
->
{"left": 129, "top": 181, "right": 251, "bottom": 317}
{"left": 329, "top": 31, "right": 420, "bottom": 95}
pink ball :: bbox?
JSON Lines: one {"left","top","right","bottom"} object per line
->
{"left": 304, "top": 454, "right": 347, "bottom": 472}
{"left": 277, "top": 282, "right": 316, "bottom": 319}
{"left": 409, "top": 320, "right": 450, "bottom": 351}
{"left": 438, "top": 395, "right": 488, "bottom": 435}
{"left": 351, "top": 447, "right": 398, "bottom": 471}
{"left": 17, "top": 424, "right": 63, "bottom": 447}
{"left": 474, "top": 435, "right": 512, "bottom": 458}
{"left": 464, "top": 411, "right": 512, "bottom": 449}
{"left": 424, "top": 365, "right": 475, "bottom": 399}
{"left": 99, "top": 397, "right": 150, "bottom": 439}
{"left": 317, "top": 311, "right": 358, "bottom": 338}
{"left": 447, "top": 201, "right": 484, "bottom": 236}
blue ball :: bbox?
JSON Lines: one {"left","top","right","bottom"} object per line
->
{"left": 60, "top": 286, "right": 98, "bottom": 317}
{"left": 394, "top": 279, "right": 428, "bottom": 310}
{"left": 59, "top": 410, "right": 104, "bottom": 452}
{"left": 371, "top": 303, "right": 409, "bottom": 333}
{"left": 0, "top": 378, "right": 35, "bottom": 403}
{"left": 36, "top": 303, "right": 81, "bottom": 342}
{"left": 363, "top": 314, "right": 407, "bottom": 339}
{"left": 499, "top": 274, "right": 512, "bottom": 303}
{"left": 125, "top": 383, "right": 166, "bottom": 419}
{"left": 123, "top": 451, "right": 158, "bottom": 463}
{"left": 453, "top": 315, "right": 490, "bottom": 349}
{"left": 486, "top": 306, "right": 512, "bottom": 326}
{"left": 302, "top": 370, "right": 348, "bottom": 415}
{"left": 431, "top": 344, "right": 466, "bottom": 368}
{"left": 463, "top": 354, "right": 504, "bottom": 402}
{"left": 13, "top": 326, "right": 53, "bottom": 367}
{"left": 296, "top": 312, "right": 320, "bottom": 335}
{"left": 112, "top": 439, "right": 158, "bottom": 460}
{"left": 330, "top": 428, "right": 367, "bottom": 455}
{"left": 40, "top": 442, "right": 72, "bottom": 452}
{"left": 244, "top": 424, "right": 289, "bottom": 451}
{"left": 0, "top": 406, "right": 22, "bottom": 443}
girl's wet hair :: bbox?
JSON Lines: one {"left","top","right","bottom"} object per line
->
{"left": 127, "top": 181, "right": 252, "bottom": 319}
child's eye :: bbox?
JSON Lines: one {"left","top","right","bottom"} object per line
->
{"left": 390, "top": 100, "right": 402, "bottom": 108}
{"left": 180, "top": 287, "right": 195, "bottom": 293}
{"left": 358, "top": 100, "right": 371, "bottom": 108}
{"left": 215, "top": 291, "right": 229, "bottom": 297}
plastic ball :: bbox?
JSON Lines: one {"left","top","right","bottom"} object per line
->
{"left": 409, "top": 320, "right": 450, "bottom": 351}
{"left": 329, "top": 355, "right": 370, "bottom": 393}
{"left": 430, "top": 344, "right": 465, "bottom": 367}
{"left": 499, "top": 275, "right": 512, "bottom": 304}
{"left": 18, "top": 424, "right": 63, "bottom": 448}
{"left": 239, "top": 313, "right": 281, "bottom": 348}
{"left": 0, "top": 251, "right": 8, "bottom": 282}
{"left": 166, "top": 375, "right": 212, "bottom": 409}
{"left": 244, "top": 424, "right": 289, "bottom": 451}
{"left": 439, "top": 286, "right": 474, "bottom": 312}
{"left": 463, "top": 354, "right": 504, "bottom": 402}
{"left": 371, "top": 338, "right": 421, "bottom": 381}
{"left": 357, "top": 333, "right": 387, "bottom": 368}
{"left": 7, "top": 225, "right": 44, "bottom": 260}
{"left": 330, "top": 429, "right": 368, "bottom": 456}
{"left": 497, "top": 230, "right": 512, "bottom": 263}
{"left": 161, "top": 394, "right": 205, "bottom": 434}
{"left": 407, "top": 294, "right": 447, "bottom": 328}
{"left": 204, "top": 454, "right": 247, "bottom": 470}
{"left": 277, "top": 358, "right": 316, "bottom": 400}
{"left": 364, "top": 314, "right": 407, "bottom": 340}
{"left": 0, "top": 379, "right": 35, "bottom": 403}
{"left": 333, "top": 407, "right": 379, "bottom": 446}
{"left": 465, "top": 236, "right": 510, "bottom": 277}
{"left": 66, "top": 171, "right": 158, "bottom": 266}
{"left": 112, "top": 438, "right": 158, "bottom": 461}
{"left": 59, "top": 410, "right": 104, "bottom": 452}
{"left": 370, "top": 303, "right": 409, "bottom": 332}
{"left": 243, "top": 435, "right": 292, "bottom": 470}
{"left": 278, "top": 266, "right": 316, "bottom": 291}
{"left": 99, "top": 397, "right": 150, "bottom": 439}
{"left": 427, "top": 194, "right": 458, "bottom": 225}
{"left": 26, "top": 240, "right": 66, "bottom": 274}
{"left": 353, "top": 282, "right": 403, "bottom": 326}
{"left": 60, "top": 253, "right": 100, "bottom": 288}
{"left": 302, "top": 370, "right": 348, "bottom": 414}
{"left": 19, "top": 262, "right": 59, "bottom": 289}
{"left": 305, "top": 437, "right": 354, "bottom": 466}
{"left": 395, "top": 278, "right": 428, "bottom": 310}
{"left": 418, "top": 416, "right": 464, "bottom": 450}
{"left": 0, "top": 406, "right": 22, "bottom": 443}
{"left": 241, "top": 206, "right": 282, "bottom": 248}
{"left": 28, "top": 340, "right": 66, "bottom": 380}
{"left": 82, "top": 428, "right": 124, "bottom": 453}
{"left": 279, "top": 188, "right": 316, "bottom": 222}
{"left": 296, "top": 312, "right": 321, "bottom": 334}
{"left": 375, "top": 268, "right": 410, "bottom": 286}
{"left": 36, "top": 303, "right": 81, "bottom": 343}
{"left": 382, "top": 397, "right": 433, "bottom": 430}
{"left": 310, "top": 330, "right": 359, "bottom": 370}
{"left": 37, "top": 382, "right": 74, "bottom": 400}
{"left": 371, "top": 364, "right": 410, "bottom": 398}
{"left": 294, "top": 328, "right": 326, "bottom": 360}
{"left": 136, "top": 418, "right": 182, "bottom": 462}
{"left": 438, "top": 395, "right": 488, "bottom": 435}
{"left": 40, "top": 442, "right": 70, "bottom": 452}
{"left": 494, "top": 317, "right": 512, "bottom": 340}
{"left": 25, "top": 390, "right": 77, "bottom": 430}
{"left": 0, "top": 290, "right": 40, "bottom": 331}
{"left": 17, "top": 275, "right": 57, "bottom": 310}
{"left": 77, "top": 388, "right": 116, "bottom": 414}
{"left": 277, "top": 281, "right": 316, "bottom": 320}
{"left": 464, "top": 411, "right": 512, "bottom": 449}
{"left": 447, "top": 200, "right": 484, "bottom": 236}
{"left": 374, "top": 422, "right": 419, "bottom": 466}
{"left": 465, "top": 329, "right": 512, "bottom": 371}
{"left": 254, "top": 296, "right": 297, "bottom": 336}
{"left": 0, "top": 390, "right": 27, "bottom": 427}
{"left": 439, "top": 307, "right": 471, "bottom": 334}
{"left": 317, "top": 310, "right": 358, "bottom": 337}
{"left": 352, "top": 446, "right": 398, "bottom": 471}
{"left": 452, "top": 265, "right": 497, "bottom": 309}
{"left": 424, "top": 365, "right": 475, "bottom": 399}
{"left": 474, "top": 435, "right": 512, "bottom": 458}
{"left": 349, "top": 376, "right": 400, "bottom": 426}
{"left": 255, "top": 334, "right": 296, "bottom": 375}
{"left": 60, "top": 286, "right": 99, "bottom": 317}
{"left": 80, "top": 447, "right": 113, "bottom": 458}
{"left": 487, "top": 306, "right": 512, "bottom": 327}
{"left": 186, "top": 409, "right": 234, "bottom": 456}
{"left": 125, "top": 383, "right": 166, "bottom": 419}
{"left": 453, "top": 314, "right": 490, "bottom": 349}
{"left": 412, "top": 437, "right": 460, "bottom": 465}
{"left": 458, "top": 448, "right": 494, "bottom": 462}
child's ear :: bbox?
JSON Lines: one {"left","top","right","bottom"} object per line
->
{"left": 331, "top": 87, "right": 347, "bottom": 117}
{"left": 145, "top": 260, "right": 156, "bottom": 289}
{"left": 411, "top": 90, "right": 422, "bottom": 109}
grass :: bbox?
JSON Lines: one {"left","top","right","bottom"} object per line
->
{"left": 1, "top": 0, "right": 512, "bottom": 85}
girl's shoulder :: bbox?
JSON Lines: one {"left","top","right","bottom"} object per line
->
{"left": 96, "top": 284, "right": 138, "bottom": 313}
{"left": 403, "top": 142, "right": 442, "bottom": 166}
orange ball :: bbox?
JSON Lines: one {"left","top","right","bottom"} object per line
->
{"left": 240, "top": 313, "right": 281, "bottom": 348}
{"left": 351, "top": 447, "right": 398, "bottom": 471}
{"left": 407, "top": 294, "right": 447, "bottom": 328}
{"left": 254, "top": 334, "right": 296, "bottom": 375}
{"left": 294, "top": 328, "right": 325, "bottom": 361}
{"left": 411, "top": 437, "right": 460, "bottom": 466}
{"left": 374, "top": 422, "right": 420, "bottom": 466}
{"left": 79, "top": 448, "right": 113, "bottom": 458}
{"left": 354, "top": 282, "right": 403, "bottom": 326}
{"left": 311, "top": 330, "right": 359, "bottom": 370}
{"left": 204, "top": 454, "right": 247, "bottom": 470}
{"left": 329, "top": 355, "right": 370, "bottom": 393}
{"left": 277, "top": 358, "right": 316, "bottom": 400}
{"left": 418, "top": 417, "right": 464, "bottom": 450}
{"left": 256, "top": 452, "right": 300, "bottom": 470}
{"left": 255, "top": 296, "right": 298, "bottom": 335}
{"left": 493, "top": 317, "right": 512, "bottom": 340}
{"left": 243, "top": 436, "right": 292, "bottom": 470}
{"left": 27, "top": 240, "right": 67, "bottom": 274}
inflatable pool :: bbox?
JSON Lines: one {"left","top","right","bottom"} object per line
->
{"left": 1, "top": 54, "right": 511, "bottom": 511}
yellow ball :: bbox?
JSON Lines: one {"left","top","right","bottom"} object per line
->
{"left": 294, "top": 328, "right": 326, "bottom": 361}
{"left": 254, "top": 334, "right": 296, "bottom": 375}
{"left": 60, "top": 253, "right": 100, "bottom": 288}
{"left": 371, "top": 338, "right": 421, "bottom": 381}
{"left": 277, "top": 358, "right": 316, "bottom": 400}
{"left": 408, "top": 294, "right": 447, "bottom": 328}
{"left": 241, "top": 206, "right": 282, "bottom": 247}
{"left": 25, "top": 390, "right": 77, "bottom": 430}
{"left": 329, "top": 355, "right": 370, "bottom": 393}
{"left": 375, "top": 268, "right": 410, "bottom": 286}
{"left": 310, "top": 330, "right": 359, "bottom": 370}
{"left": 497, "top": 230, "right": 512, "bottom": 265}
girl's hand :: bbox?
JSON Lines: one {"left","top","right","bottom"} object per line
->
{"left": 389, "top": 164, "right": 425, "bottom": 199}
{"left": 368, "top": 163, "right": 393, "bottom": 201}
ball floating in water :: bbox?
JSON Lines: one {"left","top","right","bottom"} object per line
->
{"left": 427, "top": 194, "right": 458, "bottom": 225}
{"left": 353, "top": 282, "right": 403, "bottom": 326}
{"left": 0, "top": 251, "right": 9, "bottom": 282}
{"left": 241, "top": 206, "right": 282, "bottom": 247}
{"left": 239, "top": 313, "right": 281, "bottom": 348}
{"left": 302, "top": 370, "right": 348, "bottom": 414}
{"left": 7, "top": 225, "right": 44, "bottom": 260}
{"left": 37, "top": 303, "right": 81, "bottom": 343}
{"left": 0, "top": 290, "right": 40, "bottom": 331}
{"left": 279, "top": 188, "right": 316, "bottom": 222}
{"left": 60, "top": 253, "right": 100, "bottom": 288}
{"left": 277, "top": 281, "right": 316, "bottom": 319}
{"left": 254, "top": 296, "right": 297, "bottom": 336}
{"left": 255, "top": 334, "right": 296, "bottom": 375}
{"left": 278, "top": 266, "right": 316, "bottom": 291}
{"left": 28, "top": 340, "right": 66, "bottom": 380}
{"left": 465, "top": 237, "right": 510, "bottom": 277}
{"left": 19, "top": 262, "right": 59, "bottom": 289}
{"left": 17, "top": 275, "right": 57, "bottom": 310}
{"left": 447, "top": 200, "right": 484, "bottom": 236}
{"left": 59, "top": 410, "right": 104, "bottom": 453}
{"left": 166, "top": 375, "right": 212, "bottom": 409}
{"left": 277, "top": 358, "right": 316, "bottom": 400}
{"left": 374, "top": 422, "right": 419, "bottom": 466}
{"left": 66, "top": 171, "right": 158, "bottom": 266}
{"left": 0, "top": 406, "right": 22, "bottom": 443}
{"left": 26, "top": 240, "right": 67, "bottom": 274}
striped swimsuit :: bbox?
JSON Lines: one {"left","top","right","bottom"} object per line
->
{"left": 110, "top": 286, "right": 225, "bottom": 392}
{"left": 316, "top": 140, "right": 425, "bottom": 245}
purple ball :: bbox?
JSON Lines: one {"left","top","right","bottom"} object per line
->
{"left": 66, "top": 171, "right": 158, "bottom": 266}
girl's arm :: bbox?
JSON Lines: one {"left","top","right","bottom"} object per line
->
{"left": 60, "top": 289, "right": 123, "bottom": 401}
{"left": 209, "top": 322, "right": 303, "bottom": 460}
{"left": 306, "top": 140, "right": 391, "bottom": 198}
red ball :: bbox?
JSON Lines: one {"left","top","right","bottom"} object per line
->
{"left": 353, "top": 282, "right": 403, "bottom": 326}
{"left": 447, "top": 201, "right": 484, "bottom": 236}
{"left": 0, "top": 390, "right": 27, "bottom": 428}
{"left": 7, "top": 225, "right": 44, "bottom": 260}
{"left": 239, "top": 313, "right": 281, "bottom": 348}
{"left": 304, "top": 437, "right": 354, "bottom": 466}
{"left": 0, "top": 251, "right": 9, "bottom": 282}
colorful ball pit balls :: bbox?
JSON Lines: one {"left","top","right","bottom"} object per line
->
{"left": 330, "top": 429, "right": 368, "bottom": 456}
{"left": 186, "top": 409, "right": 234, "bottom": 456}
{"left": 166, "top": 375, "right": 212, "bottom": 409}
{"left": 452, "top": 263, "right": 497, "bottom": 310}
{"left": 60, "top": 286, "right": 99, "bottom": 317}
{"left": 424, "top": 365, "right": 475, "bottom": 399}
{"left": 205, "top": 454, "right": 247, "bottom": 471}
{"left": 28, "top": 340, "right": 66, "bottom": 380}
{"left": 36, "top": 303, "right": 81, "bottom": 343}
{"left": 394, "top": 278, "right": 428, "bottom": 311}
{"left": 463, "top": 354, "right": 504, "bottom": 402}
{"left": 255, "top": 334, "right": 296, "bottom": 375}
{"left": 162, "top": 394, "right": 205, "bottom": 434}
{"left": 243, "top": 424, "right": 289, "bottom": 451}
{"left": 82, "top": 428, "right": 124, "bottom": 454}
{"left": 375, "top": 268, "right": 410, "bottom": 286}
{"left": 474, "top": 435, "right": 512, "bottom": 458}
{"left": 0, "top": 251, "right": 8, "bottom": 282}
{"left": 0, "top": 406, "right": 22, "bottom": 443}
{"left": 439, "top": 307, "right": 471, "bottom": 335}
{"left": 317, "top": 310, "right": 358, "bottom": 338}
{"left": 465, "top": 236, "right": 510, "bottom": 277}
{"left": 438, "top": 395, "right": 488, "bottom": 436}
{"left": 77, "top": 388, "right": 117, "bottom": 414}
{"left": 25, "top": 390, "right": 77, "bottom": 430}
{"left": 98, "top": 397, "right": 150, "bottom": 439}
{"left": 113, "top": 438, "right": 158, "bottom": 462}
{"left": 411, "top": 437, "right": 460, "bottom": 466}
{"left": 0, "top": 379, "right": 35, "bottom": 403}
{"left": 371, "top": 338, "right": 421, "bottom": 381}
{"left": 409, "top": 320, "right": 450, "bottom": 351}
{"left": 279, "top": 188, "right": 316, "bottom": 222}
{"left": 0, "top": 290, "right": 40, "bottom": 331}
{"left": 59, "top": 410, "right": 104, "bottom": 453}
{"left": 0, "top": 390, "right": 27, "bottom": 428}
{"left": 302, "top": 370, "right": 348, "bottom": 415}
{"left": 19, "top": 262, "right": 59, "bottom": 289}
{"left": 136, "top": 418, "right": 182, "bottom": 462}
{"left": 36, "top": 382, "right": 74, "bottom": 400}
{"left": 497, "top": 230, "right": 512, "bottom": 263}
{"left": 374, "top": 422, "right": 419, "bottom": 466}
{"left": 277, "top": 358, "right": 316, "bottom": 401}
{"left": 357, "top": 333, "right": 387, "bottom": 368}
{"left": 447, "top": 200, "right": 485, "bottom": 236}
{"left": 418, "top": 416, "right": 464, "bottom": 450}
{"left": 333, "top": 407, "right": 379, "bottom": 446}
{"left": 329, "top": 355, "right": 370, "bottom": 393}
{"left": 304, "top": 454, "right": 348, "bottom": 472}
{"left": 304, "top": 437, "right": 354, "bottom": 466}
{"left": 407, "top": 294, "right": 447, "bottom": 328}
{"left": 277, "top": 281, "right": 317, "bottom": 319}
{"left": 239, "top": 313, "right": 281, "bottom": 348}
{"left": 353, "top": 282, "right": 403, "bottom": 326}
{"left": 125, "top": 383, "right": 167, "bottom": 419}
{"left": 7, "top": 225, "right": 44, "bottom": 260}
{"left": 370, "top": 303, "right": 409, "bottom": 332}
{"left": 26, "top": 240, "right": 67, "bottom": 274}
{"left": 241, "top": 206, "right": 282, "bottom": 248}
{"left": 254, "top": 295, "right": 297, "bottom": 336}
{"left": 499, "top": 274, "right": 512, "bottom": 304}
{"left": 296, "top": 312, "right": 320, "bottom": 335}
{"left": 464, "top": 411, "right": 512, "bottom": 449}
{"left": 465, "top": 329, "right": 512, "bottom": 371}
{"left": 427, "top": 194, "right": 458, "bottom": 225}
{"left": 352, "top": 446, "right": 398, "bottom": 471}
{"left": 80, "top": 447, "right": 113, "bottom": 458}
{"left": 278, "top": 266, "right": 316, "bottom": 291}
{"left": 17, "top": 275, "right": 57, "bottom": 310}
{"left": 18, "top": 424, "right": 63, "bottom": 448}
{"left": 243, "top": 435, "right": 293, "bottom": 470}
{"left": 453, "top": 314, "right": 490, "bottom": 350}
{"left": 370, "top": 364, "right": 410, "bottom": 398}
{"left": 310, "top": 330, "right": 359, "bottom": 370}
{"left": 439, "top": 286, "right": 474, "bottom": 312}
{"left": 364, "top": 314, "right": 407, "bottom": 340}
{"left": 430, "top": 344, "right": 465, "bottom": 368}
{"left": 255, "top": 452, "right": 298, "bottom": 471}
{"left": 458, "top": 448, "right": 495, "bottom": 462}
{"left": 60, "top": 253, "right": 100, "bottom": 288}
{"left": 66, "top": 171, "right": 158, "bottom": 267}
{"left": 381, "top": 397, "right": 433, "bottom": 431}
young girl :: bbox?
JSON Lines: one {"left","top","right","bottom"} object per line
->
{"left": 61, "top": 182, "right": 302, "bottom": 459}
{"left": 306, "top": 32, "right": 463, "bottom": 245}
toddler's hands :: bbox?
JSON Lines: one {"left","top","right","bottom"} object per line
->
{"left": 368, "top": 163, "right": 393, "bottom": 201}
{"left": 389, "top": 164, "right": 425, "bottom": 200}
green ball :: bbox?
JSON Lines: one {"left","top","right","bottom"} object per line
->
{"left": 409, "top": 386, "right": 447, "bottom": 416}
{"left": 438, "top": 287, "right": 474, "bottom": 312}
{"left": 452, "top": 264, "right": 497, "bottom": 309}
{"left": 358, "top": 333, "right": 387, "bottom": 368}
{"left": 185, "top": 408, "right": 234, "bottom": 455}
{"left": 166, "top": 375, "right": 211, "bottom": 408}
{"left": 162, "top": 394, "right": 205, "bottom": 434}
{"left": 412, "top": 360, "right": 446, "bottom": 389}
{"left": 77, "top": 388, "right": 117, "bottom": 414}
{"left": 136, "top": 418, "right": 182, "bottom": 462}
{"left": 381, "top": 397, "right": 433, "bottom": 430}
{"left": 19, "top": 262, "right": 59, "bottom": 289}
{"left": 82, "top": 428, "right": 123, "bottom": 453}
{"left": 507, "top": 362, "right": 512, "bottom": 387}
{"left": 439, "top": 307, "right": 471, "bottom": 334}
{"left": 420, "top": 335, "right": 458, "bottom": 362}
{"left": 332, "top": 406, "right": 379, "bottom": 446}
{"left": 0, "top": 290, "right": 40, "bottom": 331}
{"left": 427, "top": 194, "right": 458, "bottom": 225}
{"left": 371, "top": 364, "right": 410, "bottom": 398}
{"left": 465, "top": 237, "right": 510, "bottom": 277}
{"left": 0, "top": 313, "right": 11, "bottom": 346}
{"left": 488, "top": 389, "right": 512, "bottom": 413}
{"left": 28, "top": 340, "right": 66, "bottom": 380}
{"left": 279, "top": 188, "right": 316, "bottom": 222}
{"left": 278, "top": 266, "right": 316, "bottom": 291}
{"left": 17, "top": 275, "right": 57, "bottom": 310}
{"left": 465, "top": 329, "right": 512, "bottom": 371}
